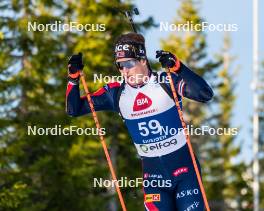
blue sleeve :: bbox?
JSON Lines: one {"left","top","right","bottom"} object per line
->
{"left": 65, "top": 81, "right": 120, "bottom": 117}
{"left": 160, "top": 62, "right": 214, "bottom": 103}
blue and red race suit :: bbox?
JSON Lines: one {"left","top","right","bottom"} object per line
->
{"left": 66, "top": 62, "right": 213, "bottom": 211}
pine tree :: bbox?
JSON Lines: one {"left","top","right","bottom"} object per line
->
{"left": 0, "top": 1, "right": 74, "bottom": 209}
{"left": 203, "top": 35, "right": 252, "bottom": 210}
{"left": 0, "top": 1, "right": 154, "bottom": 210}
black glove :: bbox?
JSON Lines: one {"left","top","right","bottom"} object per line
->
{"left": 156, "top": 50, "right": 180, "bottom": 71}
{"left": 68, "top": 52, "right": 84, "bottom": 83}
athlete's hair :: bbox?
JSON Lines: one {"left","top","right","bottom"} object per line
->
{"left": 114, "top": 32, "right": 145, "bottom": 45}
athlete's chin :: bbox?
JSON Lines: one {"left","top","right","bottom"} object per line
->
{"left": 128, "top": 81, "right": 144, "bottom": 87}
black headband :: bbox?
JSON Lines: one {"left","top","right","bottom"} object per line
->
{"left": 114, "top": 41, "right": 146, "bottom": 60}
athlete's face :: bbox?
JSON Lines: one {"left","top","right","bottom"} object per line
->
{"left": 116, "top": 58, "right": 149, "bottom": 86}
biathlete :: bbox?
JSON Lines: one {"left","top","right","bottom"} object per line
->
{"left": 66, "top": 32, "right": 213, "bottom": 211}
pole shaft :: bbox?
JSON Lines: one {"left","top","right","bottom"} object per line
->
{"left": 80, "top": 73, "right": 127, "bottom": 211}
{"left": 166, "top": 70, "right": 210, "bottom": 211}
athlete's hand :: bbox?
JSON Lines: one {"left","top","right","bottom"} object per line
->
{"left": 68, "top": 52, "right": 84, "bottom": 82}
{"left": 156, "top": 50, "right": 180, "bottom": 72}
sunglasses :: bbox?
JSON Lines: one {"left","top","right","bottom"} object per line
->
{"left": 115, "top": 59, "right": 139, "bottom": 70}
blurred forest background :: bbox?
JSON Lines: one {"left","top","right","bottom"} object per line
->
{"left": 0, "top": 0, "right": 263, "bottom": 210}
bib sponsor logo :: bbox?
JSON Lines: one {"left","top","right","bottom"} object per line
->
{"left": 140, "top": 139, "right": 177, "bottom": 153}
{"left": 144, "top": 173, "right": 163, "bottom": 179}
{"left": 131, "top": 108, "right": 157, "bottom": 117}
{"left": 145, "top": 194, "right": 160, "bottom": 202}
{"left": 140, "top": 144, "right": 149, "bottom": 153}
{"left": 176, "top": 189, "right": 199, "bottom": 199}
{"left": 115, "top": 44, "right": 130, "bottom": 51}
{"left": 173, "top": 167, "right": 189, "bottom": 177}
{"left": 133, "top": 92, "right": 152, "bottom": 111}
{"left": 184, "top": 201, "right": 200, "bottom": 211}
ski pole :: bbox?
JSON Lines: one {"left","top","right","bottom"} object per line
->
{"left": 119, "top": 8, "right": 139, "bottom": 33}
{"left": 79, "top": 71, "right": 127, "bottom": 211}
{"left": 125, "top": 8, "right": 139, "bottom": 33}
{"left": 165, "top": 69, "right": 211, "bottom": 211}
